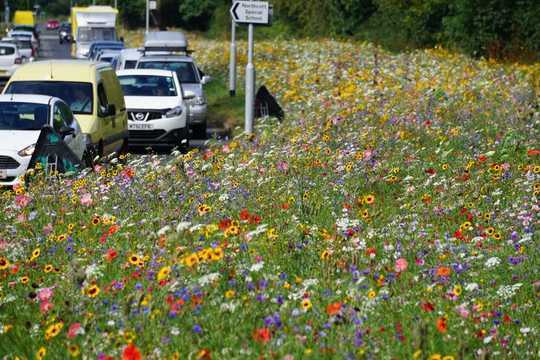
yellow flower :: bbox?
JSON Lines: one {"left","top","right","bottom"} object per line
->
{"left": 442, "top": 356, "right": 455, "bottom": 360}
{"left": 197, "top": 204, "right": 211, "bottom": 216}
{"left": 364, "top": 194, "right": 375, "bottom": 205}
{"left": 225, "top": 290, "right": 235, "bottom": 298}
{"left": 320, "top": 249, "right": 331, "bottom": 260}
{"left": 266, "top": 228, "right": 278, "bottom": 240}
{"left": 0, "top": 256, "right": 9, "bottom": 270}
{"left": 413, "top": 350, "right": 422, "bottom": 359}
{"left": 301, "top": 298, "right": 312, "bottom": 311}
{"left": 20, "top": 276, "right": 29, "bottom": 284}
{"left": 157, "top": 266, "right": 171, "bottom": 281}
{"left": 30, "top": 248, "right": 41, "bottom": 261}
{"left": 68, "top": 344, "right": 80, "bottom": 357}
{"left": 185, "top": 253, "right": 199, "bottom": 267}
{"left": 367, "top": 290, "right": 376, "bottom": 299}
{"left": 36, "top": 347, "right": 46, "bottom": 360}
{"left": 85, "top": 284, "right": 100, "bottom": 298}
{"left": 128, "top": 254, "right": 142, "bottom": 266}
{"left": 429, "top": 354, "right": 442, "bottom": 360}
{"left": 211, "top": 247, "right": 224, "bottom": 261}
{"left": 45, "top": 322, "right": 64, "bottom": 340}
{"left": 44, "top": 264, "right": 53, "bottom": 273}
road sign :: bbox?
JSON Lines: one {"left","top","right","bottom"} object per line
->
{"left": 149, "top": 0, "right": 157, "bottom": 10}
{"left": 230, "top": 1, "right": 269, "bottom": 25}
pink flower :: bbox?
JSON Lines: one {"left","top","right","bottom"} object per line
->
{"left": 43, "top": 223, "right": 53, "bottom": 235}
{"left": 37, "top": 287, "right": 53, "bottom": 302}
{"left": 456, "top": 305, "right": 470, "bottom": 318}
{"left": 15, "top": 194, "right": 32, "bottom": 208}
{"left": 40, "top": 300, "right": 53, "bottom": 314}
{"left": 395, "top": 258, "right": 408, "bottom": 272}
{"left": 67, "top": 323, "right": 82, "bottom": 339}
{"left": 80, "top": 193, "right": 93, "bottom": 206}
{"left": 277, "top": 161, "right": 289, "bottom": 172}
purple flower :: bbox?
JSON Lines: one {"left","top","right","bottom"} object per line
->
{"left": 193, "top": 324, "right": 202, "bottom": 334}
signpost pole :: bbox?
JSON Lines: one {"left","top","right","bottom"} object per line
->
{"left": 245, "top": 23, "right": 255, "bottom": 134}
{"left": 229, "top": 16, "right": 237, "bottom": 97}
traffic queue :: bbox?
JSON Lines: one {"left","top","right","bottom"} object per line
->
{"left": 0, "top": 26, "right": 212, "bottom": 187}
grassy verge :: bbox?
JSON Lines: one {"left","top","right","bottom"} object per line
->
{"left": 205, "top": 74, "right": 244, "bottom": 130}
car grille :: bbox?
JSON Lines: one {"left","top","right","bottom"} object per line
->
{"left": 129, "top": 130, "right": 166, "bottom": 140}
{"left": 0, "top": 156, "right": 20, "bottom": 169}
{"left": 128, "top": 110, "right": 168, "bottom": 122}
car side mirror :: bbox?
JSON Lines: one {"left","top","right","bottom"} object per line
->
{"left": 201, "top": 75, "right": 212, "bottom": 85}
{"left": 183, "top": 90, "right": 196, "bottom": 100}
{"left": 59, "top": 126, "right": 74, "bottom": 138}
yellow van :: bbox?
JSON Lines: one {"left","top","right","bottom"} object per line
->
{"left": 13, "top": 11, "right": 35, "bottom": 26}
{"left": 3, "top": 60, "right": 128, "bottom": 161}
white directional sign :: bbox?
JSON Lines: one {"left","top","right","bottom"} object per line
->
{"left": 149, "top": 0, "right": 157, "bottom": 10}
{"left": 230, "top": 1, "right": 269, "bottom": 25}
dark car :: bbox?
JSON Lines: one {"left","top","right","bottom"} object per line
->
{"left": 87, "top": 41, "right": 124, "bottom": 60}
{"left": 58, "top": 23, "right": 72, "bottom": 44}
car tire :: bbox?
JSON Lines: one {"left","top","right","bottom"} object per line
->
{"left": 82, "top": 145, "right": 96, "bottom": 169}
{"left": 192, "top": 122, "right": 207, "bottom": 139}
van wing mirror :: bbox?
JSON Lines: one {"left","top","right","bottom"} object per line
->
{"left": 59, "top": 126, "right": 74, "bottom": 138}
{"left": 107, "top": 104, "right": 116, "bottom": 116}
{"left": 183, "top": 90, "right": 196, "bottom": 101}
{"left": 201, "top": 75, "right": 212, "bottom": 85}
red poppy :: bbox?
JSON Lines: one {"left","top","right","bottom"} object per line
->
{"left": 326, "top": 302, "right": 342, "bottom": 316}
{"left": 436, "top": 317, "right": 447, "bottom": 333}
{"left": 240, "top": 209, "right": 250, "bottom": 221}
{"left": 420, "top": 302, "right": 435, "bottom": 312}
{"left": 281, "top": 203, "right": 290, "bottom": 210}
{"left": 219, "top": 219, "right": 232, "bottom": 231}
{"left": 478, "top": 154, "right": 487, "bottom": 162}
{"left": 527, "top": 149, "right": 540, "bottom": 156}
{"left": 425, "top": 168, "right": 436, "bottom": 175}
{"left": 366, "top": 247, "right": 376, "bottom": 257}
{"left": 253, "top": 327, "right": 272, "bottom": 343}
{"left": 249, "top": 214, "right": 261, "bottom": 225}
{"left": 122, "top": 343, "right": 141, "bottom": 360}
{"left": 105, "top": 248, "right": 118, "bottom": 262}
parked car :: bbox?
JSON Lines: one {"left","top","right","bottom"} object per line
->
{"left": 46, "top": 20, "right": 60, "bottom": 30}
{"left": 136, "top": 31, "right": 211, "bottom": 138}
{"left": 97, "top": 49, "right": 121, "bottom": 64}
{"left": 115, "top": 48, "right": 142, "bottom": 71}
{"left": 4, "top": 60, "right": 128, "bottom": 161}
{"left": 0, "top": 94, "right": 85, "bottom": 186}
{"left": 1, "top": 37, "right": 34, "bottom": 61}
{"left": 58, "top": 22, "right": 72, "bottom": 44}
{"left": 8, "top": 30, "right": 39, "bottom": 56}
{"left": 9, "top": 25, "right": 39, "bottom": 42}
{"left": 88, "top": 40, "right": 124, "bottom": 60}
{"left": 0, "top": 42, "right": 22, "bottom": 85}
{"left": 117, "top": 69, "right": 192, "bottom": 150}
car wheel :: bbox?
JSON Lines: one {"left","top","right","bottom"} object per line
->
{"left": 82, "top": 145, "right": 96, "bottom": 168}
{"left": 192, "top": 122, "right": 207, "bottom": 139}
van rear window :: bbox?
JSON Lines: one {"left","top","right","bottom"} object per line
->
{"left": 6, "top": 81, "right": 94, "bottom": 115}
{"left": 0, "top": 47, "right": 15, "bottom": 56}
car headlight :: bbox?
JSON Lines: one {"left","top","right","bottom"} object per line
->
{"left": 193, "top": 96, "right": 207, "bottom": 106}
{"left": 18, "top": 144, "right": 36, "bottom": 157}
{"left": 165, "top": 106, "right": 183, "bottom": 118}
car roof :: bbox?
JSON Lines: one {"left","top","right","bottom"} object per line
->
{"left": 139, "top": 55, "right": 194, "bottom": 62}
{"left": 117, "top": 69, "right": 176, "bottom": 77}
{"left": 0, "top": 42, "right": 17, "bottom": 48}
{"left": 9, "top": 60, "right": 111, "bottom": 82}
{"left": 0, "top": 94, "right": 55, "bottom": 105}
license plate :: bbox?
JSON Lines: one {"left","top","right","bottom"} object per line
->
{"left": 0, "top": 169, "right": 7, "bottom": 179}
{"left": 129, "top": 123, "right": 154, "bottom": 130}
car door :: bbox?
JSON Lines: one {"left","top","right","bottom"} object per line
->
{"left": 51, "top": 100, "right": 83, "bottom": 160}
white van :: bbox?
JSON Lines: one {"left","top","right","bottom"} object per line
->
{"left": 116, "top": 48, "right": 142, "bottom": 71}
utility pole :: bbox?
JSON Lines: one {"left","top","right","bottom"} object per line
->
{"left": 145, "top": 0, "right": 149, "bottom": 34}
{"left": 228, "top": 11, "right": 237, "bottom": 97}
{"left": 4, "top": 0, "right": 10, "bottom": 26}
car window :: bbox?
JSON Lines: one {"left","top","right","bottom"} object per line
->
{"left": 0, "top": 102, "right": 48, "bottom": 130}
{"left": 58, "top": 101, "right": 74, "bottom": 126}
{"left": 138, "top": 61, "right": 198, "bottom": 83}
{"left": 97, "top": 83, "right": 109, "bottom": 114}
{"left": 119, "top": 75, "right": 177, "bottom": 97}
{"left": 124, "top": 60, "right": 137, "bottom": 69}
{"left": 0, "top": 46, "right": 15, "bottom": 56}
{"left": 5, "top": 81, "right": 93, "bottom": 115}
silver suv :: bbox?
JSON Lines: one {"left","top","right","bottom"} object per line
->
{"left": 136, "top": 32, "right": 211, "bottom": 138}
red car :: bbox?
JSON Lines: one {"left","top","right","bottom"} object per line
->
{"left": 46, "top": 20, "right": 60, "bottom": 30}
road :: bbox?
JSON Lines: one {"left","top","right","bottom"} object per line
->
{"left": 37, "top": 28, "right": 229, "bottom": 147}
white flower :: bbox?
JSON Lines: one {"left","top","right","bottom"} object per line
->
{"left": 176, "top": 222, "right": 191, "bottom": 232}
{"left": 198, "top": 272, "right": 220, "bottom": 286}
{"left": 483, "top": 336, "right": 493, "bottom": 344}
{"left": 157, "top": 225, "right": 171, "bottom": 236}
{"left": 485, "top": 257, "right": 501, "bottom": 268}
{"left": 170, "top": 327, "right": 180, "bottom": 336}
{"left": 465, "top": 283, "right": 479, "bottom": 292}
{"left": 519, "top": 327, "right": 531, "bottom": 334}
{"left": 249, "top": 262, "right": 264, "bottom": 272}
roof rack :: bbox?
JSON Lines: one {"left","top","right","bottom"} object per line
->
{"left": 142, "top": 31, "right": 192, "bottom": 56}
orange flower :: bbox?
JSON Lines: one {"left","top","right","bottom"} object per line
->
{"left": 253, "top": 327, "right": 272, "bottom": 343}
{"left": 436, "top": 266, "right": 451, "bottom": 277}
{"left": 122, "top": 343, "right": 141, "bottom": 360}
{"left": 326, "top": 302, "right": 342, "bottom": 316}
{"left": 436, "top": 317, "right": 447, "bottom": 333}
{"left": 527, "top": 149, "right": 540, "bottom": 156}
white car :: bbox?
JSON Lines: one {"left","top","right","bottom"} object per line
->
{"left": 1, "top": 37, "right": 34, "bottom": 61}
{"left": 115, "top": 48, "right": 142, "bottom": 71}
{"left": 117, "top": 69, "right": 193, "bottom": 150}
{"left": 0, "top": 42, "right": 22, "bottom": 83}
{"left": 0, "top": 94, "right": 85, "bottom": 186}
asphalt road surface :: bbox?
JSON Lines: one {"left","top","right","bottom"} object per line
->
{"left": 37, "top": 27, "right": 229, "bottom": 147}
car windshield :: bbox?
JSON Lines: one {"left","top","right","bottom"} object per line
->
{"left": 138, "top": 61, "right": 198, "bottom": 83}
{"left": 15, "top": 40, "right": 32, "bottom": 49}
{"left": 119, "top": 75, "right": 177, "bottom": 97}
{"left": 0, "top": 102, "right": 48, "bottom": 130}
{"left": 6, "top": 81, "right": 93, "bottom": 115}
{"left": 124, "top": 60, "right": 137, "bottom": 69}
{"left": 78, "top": 28, "right": 116, "bottom": 42}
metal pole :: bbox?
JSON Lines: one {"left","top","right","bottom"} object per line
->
{"left": 145, "top": 0, "right": 149, "bottom": 34}
{"left": 245, "top": 23, "right": 255, "bottom": 134}
{"left": 114, "top": 0, "right": 117, "bottom": 9}
{"left": 229, "top": 18, "right": 237, "bottom": 97}
{"left": 4, "top": 1, "right": 10, "bottom": 27}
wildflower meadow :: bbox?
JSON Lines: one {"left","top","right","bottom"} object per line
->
{"left": 0, "top": 35, "right": 539, "bottom": 359}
